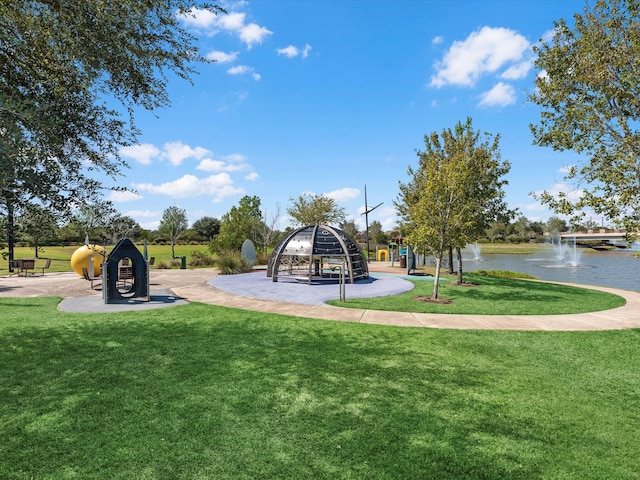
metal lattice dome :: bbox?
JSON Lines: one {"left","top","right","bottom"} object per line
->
{"left": 267, "top": 224, "right": 368, "bottom": 284}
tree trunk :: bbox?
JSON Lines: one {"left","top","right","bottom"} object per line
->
{"left": 447, "top": 245, "right": 454, "bottom": 274}
{"left": 431, "top": 252, "right": 442, "bottom": 299}
{"left": 456, "top": 246, "right": 463, "bottom": 284}
{"left": 7, "top": 202, "right": 15, "bottom": 272}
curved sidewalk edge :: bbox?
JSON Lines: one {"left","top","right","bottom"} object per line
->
{"left": 171, "top": 281, "right": 640, "bottom": 332}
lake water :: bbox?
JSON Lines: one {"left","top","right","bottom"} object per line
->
{"left": 461, "top": 245, "right": 640, "bottom": 293}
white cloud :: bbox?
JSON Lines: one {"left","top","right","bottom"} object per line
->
{"left": 227, "top": 65, "right": 261, "bottom": 80}
{"left": 478, "top": 82, "right": 516, "bottom": 107}
{"left": 500, "top": 59, "right": 533, "bottom": 80}
{"left": 558, "top": 165, "right": 575, "bottom": 174}
{"left": 277, "top": 45, "right": 299, "bottom": 58}
{"left": 123, "top": 209, "right": 160, "bottom": 219}
{"left": 239, "top": 23, "right": 272, "bottom": 48}
{"left": 180, "top": 8, "right": 271, "bottom": 48}
{"left": 107, "top": 190, "right": 142, "bottom": 203}
{"left": 534, "top": 182, "right": 584, "bottom": 202}
{"left": 218, "top": 12, "right": 246, "bottom": 31}
{"left": 325, "top": 187, "right": 360, "bottom": 202}
{"left": 196, "top": 158, "right": 249, "bottom": 172}
{"left": 161, "top": 141, "right": 210, "bottom": 166}
{"left": 119, "top": 143, "right": 160, "bottom": 165}
{"left": 133, "top": 173, "right": 244, "bottom": 201}
{"left": 430, "top": 26, "right": 530, "bottom": 87}
{"left": 123, "top": 210, "right": 162, "bottom": 230}
{"left": 277, "top": 43, "right": 312, "bottom": 58}
{"left": 223, "top": 153, "right": 247, "bottom": 162}
{"left": 432, "top": 36, "right": 444, "bottom": 45}
{"left": 245, "top": 172, "right": 259, "bottom": 180}
{"left": 178, "top": 7, "right": 221, "bottom": 30}
{"left": 206, "top": 50, "right": 238, "bottom": 63}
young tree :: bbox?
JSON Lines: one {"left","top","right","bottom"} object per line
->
{"left": 287, "top": 193, "right": 346, "bottom": 227}
{"left": 212, "top": 196, "right": 262, "bottom": 252}
{"left": 255, "top": 205, "right": 281, "bottom": 253}
{"left": 529, "top": 0, "right": 640, "bottom": 235}
{"left": 158, "top": 206, "right": 189, "bottom": 259}
{"left": 397, "top": 119, "right": 512, "bottom": 294}
{"left": 1, "top": 1, "right": 224, "bottom": 262}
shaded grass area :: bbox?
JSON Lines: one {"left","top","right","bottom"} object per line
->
{"left": 328, "top": 273, "right": 626, "bottom": 315}
{"left": 1, "top": 298, "right": 639, "bottom": 479}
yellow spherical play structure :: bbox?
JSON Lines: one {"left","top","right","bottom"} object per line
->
{"left": 70, "top": 245, "right": 106, "bottom": 276}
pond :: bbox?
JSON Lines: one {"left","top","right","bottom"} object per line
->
{"left": 461, "top": 244, "right": 640, "bottom": 293}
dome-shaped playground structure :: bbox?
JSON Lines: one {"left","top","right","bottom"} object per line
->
{"left": 267, "top": 224, "right": 368, "bottom": 284}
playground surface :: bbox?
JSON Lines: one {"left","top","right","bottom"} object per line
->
{"left": 1, "top": 265, "right": 640, "bottom": 331}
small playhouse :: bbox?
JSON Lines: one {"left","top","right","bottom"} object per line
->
{"left": 266, "top": 224, "right": 368, "bottom": 284}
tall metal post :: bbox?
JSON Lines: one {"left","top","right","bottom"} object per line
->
{"left": 361, "top": 184, "right": 383, "bottom": 263}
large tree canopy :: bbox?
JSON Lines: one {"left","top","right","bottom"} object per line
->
{"left": 1, "top": 1, "right": 223, "bottom": 262}
{"left": 529, "top": 0, "right": 640, "bottom": 234}
{"left": 287, "top": 193, "right": 346, "bottom": 227}
{"left": 213, "top": 195, "right": 263, "bottom": 252}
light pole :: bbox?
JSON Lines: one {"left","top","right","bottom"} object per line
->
{"left": 361, "top": 184, "right": 382, "bottom": 262}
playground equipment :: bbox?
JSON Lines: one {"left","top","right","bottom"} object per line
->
{"left": 267, "top": 224, "right": 368, "bottom": 284}
{"left": 70, "top": 244, "right": 105, "bottom": 277}
{"left": 377, "top": 249, "right": 388, "bottom": 262}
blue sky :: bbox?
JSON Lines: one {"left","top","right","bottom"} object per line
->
{"left": 106, "top": 0, "right": 590, "bottom": 231}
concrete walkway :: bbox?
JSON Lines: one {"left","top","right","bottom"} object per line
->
{"left": 1, "top": 266, "right": 640, "bottom": 331}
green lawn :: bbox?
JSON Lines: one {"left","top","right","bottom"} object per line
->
{"left": 327, "top": 273, "right": 627, "bottom": 315}
{"left": 1, "top": 298, "right": 639, "bottom": 479}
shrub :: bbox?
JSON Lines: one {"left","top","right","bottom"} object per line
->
{"left": 156, "top": 260, "right": 171, "bottom": 269}
{"left": 215, "top": 251, "right": 253, "bottom": 275}
{"left": 189, "top": 250, "right": 215, "bottom": 267}
{"left": 476, "top": 269, "right": 538, "bottom": 279}
{"left": 256, "top": 252, "right": 270, "bottom": 266}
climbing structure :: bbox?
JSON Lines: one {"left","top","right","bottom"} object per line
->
{"left": 266, "top": 224, "right": 368, "bottom": 284}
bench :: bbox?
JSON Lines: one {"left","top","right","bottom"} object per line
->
{"left": 82, "top": 267, "right": 102, "bottom": 289}
{"left": 38, "top": 258, "right": 52, "bottom": 276}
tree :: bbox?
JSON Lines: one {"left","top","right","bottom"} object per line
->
{"left": 212, "top": 196, "right": 262, "bottom": 252}
{"left": 546, "top": 216, "right": 568, "bottom": 236}
{"left": 397, "top": 118, "right": 512, "bottom": 295}
{"left": 73, "top": 201, "right": 117, "bottom": 244}
{"left": 287, "top": 193, "right": 346, "bottom": 227}
{"left": 158, "top": 206, "right": 189, "bottom": 259}
{"left": 529, "top": 0, "right": 640, "bottom": 236}
{"left": 340, "top": 220, "right": 360, "bottom": 240}
{"left": 255, "top": 205, "right": 281, "bottom": 253}
{"left": 192, "top": 216, "right": 221, "bottom": 242}
{"left": 1, "top": 1, "right": 224, "bottom": 263}
{"left": 17, "top": 205, "right": 58, "bottom": 257}
{"left": 512, "top": 216, "right": 531, "bottom": 238}
{"left": 485, "top": 222, "right": 507, "bottom": 242}
{"left": 106, "top": 214, "right": 140, "bottom": 244}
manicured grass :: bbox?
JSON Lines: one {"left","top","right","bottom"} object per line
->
{"left": 1, "top": 298, "right": 639, "bottom": 479}
{"left": 2, "top": 244, "right": 211, "bottom": 274}
{"left": 328, "top": 273, "right": 626, "bottom": 315}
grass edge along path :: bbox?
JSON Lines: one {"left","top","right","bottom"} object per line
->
{"left": 1, "top": 299, "right": 639, "bottom": 479}
{"left": 327, "top": 273, "right": 627, "bottom": 315}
